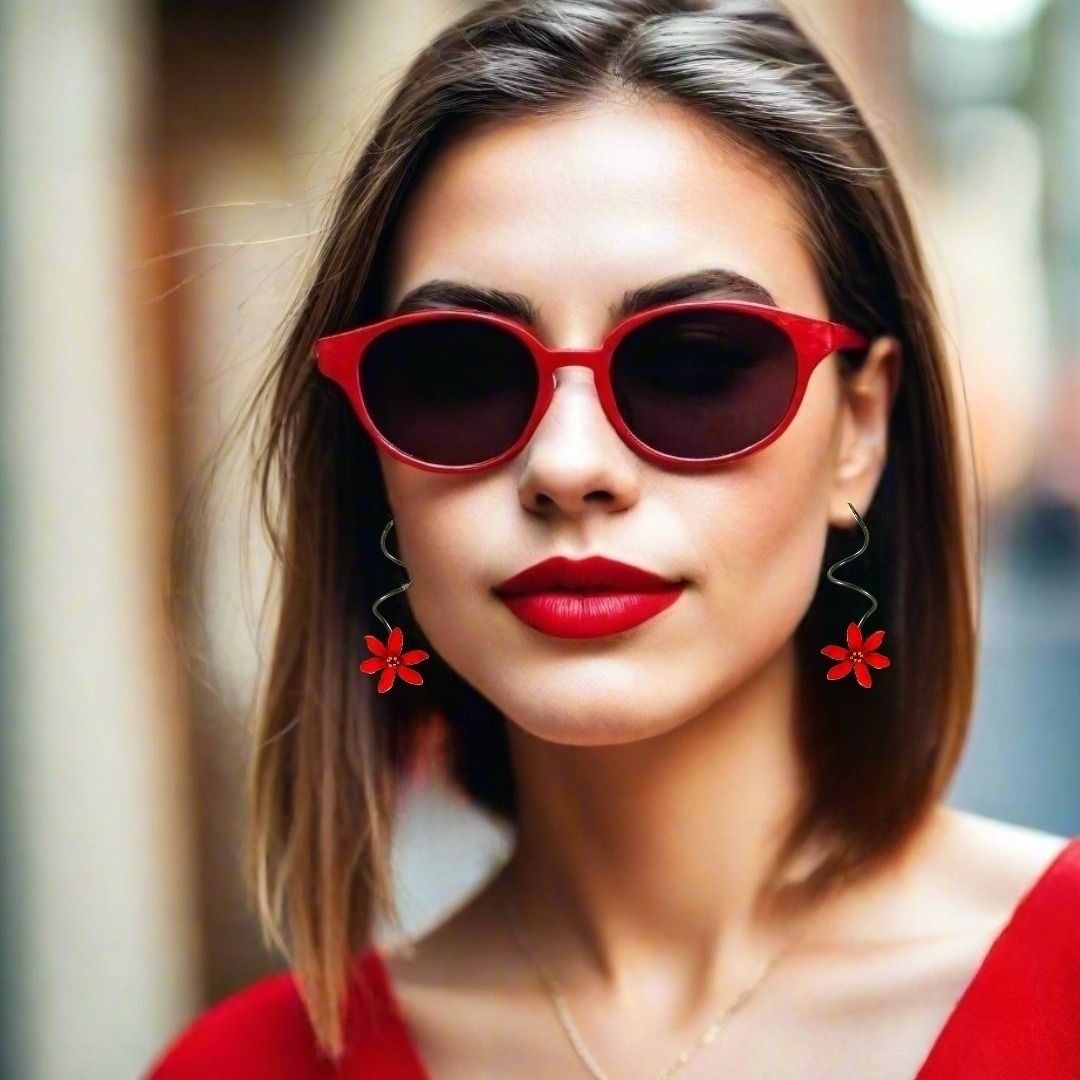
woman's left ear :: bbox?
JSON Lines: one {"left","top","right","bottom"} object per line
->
{"left": 858, "top": 334, "right": 903, "bottom": 411}
{"left": 830, "top": 335, "right": 903, "bottom": 523}
{"left": 879, "top": 334, "right": 903, "bottom": 410}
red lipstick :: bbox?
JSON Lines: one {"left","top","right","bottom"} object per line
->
{"left": 493, "top": 555, "right": 686, "bottom": 639}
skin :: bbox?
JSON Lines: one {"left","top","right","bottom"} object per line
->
{"left": 374, "top": 95, "right": 1069, "bottom": 1079}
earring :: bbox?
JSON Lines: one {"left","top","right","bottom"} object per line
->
{"left": 820, "top": 502, "right": 890, "bottom": 689}
{"left": 359, "top": 517, "right": 430, "bottom": 694}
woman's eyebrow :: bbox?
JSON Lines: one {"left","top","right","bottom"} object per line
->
{"left": 615, "top": 268, "right": 777, "bottom": 319}
{"left": 387, "top": 268, "right": 777, "bottom": 326}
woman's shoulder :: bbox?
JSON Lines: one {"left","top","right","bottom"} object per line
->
{"left": 815, "top": 808, "right": 1080, "bottom": 957}
{"left": 142, "top": 949, "right": 397, "bottom": 1079}
{"left": 937, "top": 810, "right": 1080, "bottom": 964}
{"left": 998, "top": 822, "right": 1080, "bottom": 935}
{"left": 939, "top": 809, "right": 1078, "bottom": 903}
{"left": 913, "top": 814, "right": 1080, "bottom": 1075}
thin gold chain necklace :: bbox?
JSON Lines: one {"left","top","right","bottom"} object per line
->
{"left": 498, "top": 878, "right": 810, "bottom": 1080}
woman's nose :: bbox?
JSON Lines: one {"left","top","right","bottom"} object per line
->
{"left": 515, "top": 366, "right": 642, "bottom": 516}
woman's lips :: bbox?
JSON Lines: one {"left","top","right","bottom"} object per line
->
{"left": 496, "top": 586, "right": 685, "bottom": 638}
{"left": 493, "top": 554, "right": 686, "bottom": 638}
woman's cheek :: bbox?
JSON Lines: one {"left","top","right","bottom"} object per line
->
{"left": 396, "top": 502, "right": 495, "bottom": 654}
{"left": 682, "top": 484, "right": 822, "bottom": 670}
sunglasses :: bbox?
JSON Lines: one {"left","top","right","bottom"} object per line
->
{"left": 314, "top": 298, "right": 870, "bottom": 473}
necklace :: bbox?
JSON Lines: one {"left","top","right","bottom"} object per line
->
{"left": 498, "top": 876, "right": 811, "bottom": 1080}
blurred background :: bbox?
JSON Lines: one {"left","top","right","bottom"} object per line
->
{"left": 1, "top": 0, "right": 1077, "bottom": 1076}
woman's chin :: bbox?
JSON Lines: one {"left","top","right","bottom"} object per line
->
{"left": 508, "top": 711, "right": 682, "bottom": 747}
{"left": 489, "top": 676, "right": 721, "bottom": 747}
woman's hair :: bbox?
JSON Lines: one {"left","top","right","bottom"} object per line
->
{"left": 174, "top": 0, "right": 980, "bottom": 1059}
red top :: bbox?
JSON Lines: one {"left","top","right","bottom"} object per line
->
{"left": 144, "top": 836, "right": 1080, "bottom": 1079}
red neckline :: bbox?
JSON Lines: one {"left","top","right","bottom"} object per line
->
{"left": 368, "top": 836, "right": 1079, "bottom": 1080}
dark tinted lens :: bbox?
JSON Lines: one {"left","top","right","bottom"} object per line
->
{"left": 611, "top": 308, "right": 797, "bottom": 458}
{"left": 360, "top": 317, "right": 538, "bottom": 466}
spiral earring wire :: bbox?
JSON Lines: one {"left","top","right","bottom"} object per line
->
{"left": 372, "top": 518, "right": 411, "bottom": 636}
{"left": 826, "top": 502, "right": 878, "bottom": 630}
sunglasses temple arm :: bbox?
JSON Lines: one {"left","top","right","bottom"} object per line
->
{"left": 831, "top": 325, "right": 872, "bottom": 351}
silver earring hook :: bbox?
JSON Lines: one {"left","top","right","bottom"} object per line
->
{"left": 372, "top": 517, "right": 412, "bottom": 636}
{"left": 825, "top": 502, "right": 878, "bottom": 629}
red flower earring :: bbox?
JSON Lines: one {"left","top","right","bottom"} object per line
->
{"left": 360, "top": 517, "right": 430, "bottom": 693}
{"left": 821, "top": 502, "right": 891, "bottom": 689}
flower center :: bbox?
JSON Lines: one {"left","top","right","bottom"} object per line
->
{"left": 851, "top": 651, "right": 863, "bottom": 660}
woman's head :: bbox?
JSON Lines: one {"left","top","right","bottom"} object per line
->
{"left": 374, "top": 93, "right": 902, "bottom": 751}
{"left": 228, "top": 0, "right": 977, "bottom": 1057}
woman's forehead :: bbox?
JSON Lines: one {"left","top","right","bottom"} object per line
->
{"left": 384, "top": 98, "right": 826, "bottom": 324}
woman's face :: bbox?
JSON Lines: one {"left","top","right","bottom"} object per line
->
{"left": 377, "top": 95, "right": 898, "bottom": 745}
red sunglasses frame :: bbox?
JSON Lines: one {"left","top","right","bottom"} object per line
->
{"left": 313, "top": 298, "right": 871, "bottom": 474}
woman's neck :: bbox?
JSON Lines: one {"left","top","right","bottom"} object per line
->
{"left": 499, "top": 638, "right": 813, "bottom": 993}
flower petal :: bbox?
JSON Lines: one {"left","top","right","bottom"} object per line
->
{"left": 401, "top": 649, "right": 430, "bottom": 664}
{"left": 364, "top": 634, "right": 388, "bottom": 657}
{"left": 846, "top": 621, "right": 863, "bottom": 651}
{"left": 826, "top": 660, "right": 853, "bottom": 680}
{"left": 821, "top": 645, "right": 849, "bottom": 660}
{"left": 359, "top": 657, "right": 387, "bottom": 674}
{"left": 377, "top": 666, "right": 397, "bottom": 693}
{"left": 386, "top": 627, "right": 404, "bottom": 656}
{"left": 397, "top": 665, "right": 424, "bottom": 686}
{"left": 854, "top": 660, "right": 872, "bottom": 688}
{"left": 864, "top": 652, "right": 890, "bottom": 669}
{"left": 862, "top": 628, "right": 885, "bottom": 652}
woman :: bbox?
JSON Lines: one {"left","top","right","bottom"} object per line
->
{"left": 146, "top": 0, "right": 1080, "bottom": 1076}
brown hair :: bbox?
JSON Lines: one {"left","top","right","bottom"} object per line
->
{"left": 175, "top": 0, "right": 980, "bottom": 1060}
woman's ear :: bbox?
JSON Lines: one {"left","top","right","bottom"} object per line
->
{"left": 829, "top": 335, "right": 903, "bottom": 526}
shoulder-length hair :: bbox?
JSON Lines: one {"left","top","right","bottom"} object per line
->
{"left": 177, "top": 0, "right": 980, "bottom": 1060}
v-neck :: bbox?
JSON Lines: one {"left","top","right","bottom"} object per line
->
{"left": 369, "top": 836, "right": 1080, "bottom": 1080}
